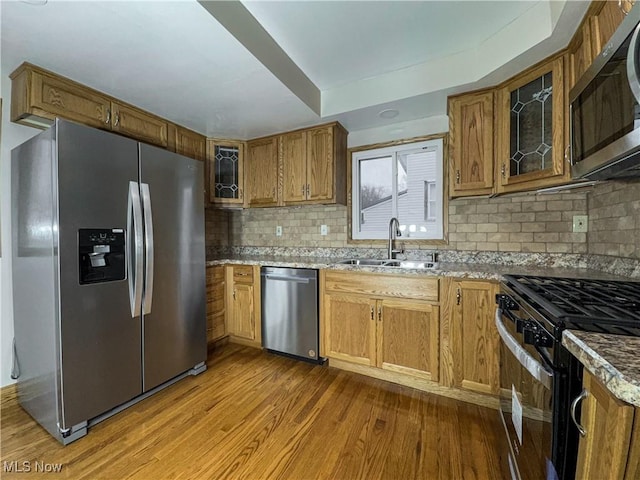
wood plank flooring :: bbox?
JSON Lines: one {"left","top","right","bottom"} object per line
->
{"left": 1, "top": 344, "right": 509, "bottom": 479}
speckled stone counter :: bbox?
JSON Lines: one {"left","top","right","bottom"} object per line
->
{"left": 206, "top": 256, "right": 633, "bottom": 281}
{"left": 563, "top": 331, "right": 640, "bottom": 407}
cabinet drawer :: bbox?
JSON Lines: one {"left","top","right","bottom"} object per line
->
{"left": 232, "top": 265, "right": 254, "bottom": 283}
{"left": 324, "top": 271, "right": 439, "bottom": 301}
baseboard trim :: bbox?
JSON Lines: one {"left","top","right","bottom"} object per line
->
{"left": 227, "top": 336, "right": 262, "bottom": 349}
{"left": 328, "top": 358, "right": 500, "bottom": 410}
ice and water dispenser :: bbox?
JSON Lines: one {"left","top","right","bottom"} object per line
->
{"left": 78, "top": 229, "right": 126, "bottom": 285}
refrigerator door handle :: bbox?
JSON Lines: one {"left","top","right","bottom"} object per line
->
{"left": 141, "top": 183, "right": 154, "bottom": 314}
{"left": 128, "top": 181, "right": 144, "bottom": 317}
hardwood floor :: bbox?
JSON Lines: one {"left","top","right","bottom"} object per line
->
{"left": 1, "top": 344, "right": 509, "bottom": 479}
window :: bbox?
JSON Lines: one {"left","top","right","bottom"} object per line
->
{"left": 352, "top": 138, "right": 444, "bottom": 240}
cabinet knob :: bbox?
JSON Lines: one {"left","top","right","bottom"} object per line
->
{"left": 239, "top": 188, "right": 243, "bottom": 200}
{"left": 302, "top": 184, "right": 306, "bottom": 195}
{"left": 564, "top": 145, "right": 572, "bottom": 165}
{"left": 306, "top": 184, "right": 310, "bottom": 196}
{"left": 105, "top": 109, "right": 111, "bottom": 125}
{"left": 370, "top": 306, "right": 374, "bottom": 321}
{"left": 377, "top": 306, "right": 382, "bottom": 322}
{"left": 618, "top": 0, "right": 632, "bottom": 15}
{"left": 272, "top": 187, "right": 276, "bottom": 198}
{"left": 114, "top": 112, "right": 120, "bottom": 127}
{"left": 501, "top": 163, "right": 506, "bottom": 178}
{"left": 570, "top": 389, "right": 589, "bottom": 437}
{"left": 456, "top": 170, "right": 461, "bottom": 184}
{"left": 233, "top": 289, "right": 236, "bottom": 300}
{"left": 456, "top": 288, "right": 461, "bottom": 305}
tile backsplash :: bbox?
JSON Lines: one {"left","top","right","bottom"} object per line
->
{"left": 588, "top": 180, "right": 640, "bottom": 259}
{"left": 206, "top": 191, "right": 589, "bottom": 254}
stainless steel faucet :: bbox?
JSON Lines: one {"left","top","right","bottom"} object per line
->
{"left": 388, "top": 217, "right": 402, "bottom": 259}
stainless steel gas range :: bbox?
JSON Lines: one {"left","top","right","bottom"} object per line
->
{"left": 496, "top": 275, "right": 640, "bottom": 480}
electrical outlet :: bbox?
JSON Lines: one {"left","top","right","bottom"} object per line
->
{"left": 276, "top": 225, "right": 283, "bottom": 237}
{"left": 320, "top": 224, "right": 328, "bottom": 236}
{"left": 573, "top": 215, "right": 588, "bottom": 233}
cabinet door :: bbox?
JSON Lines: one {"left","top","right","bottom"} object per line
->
{"left": 207, "top": 140, "right": 245, "bottom": 205}
{"left": 229, "top": 283, "right": 255, "bottom": 341}
{"left": 496, "top": 57, "right": 566, "bottom": 193}
{"left": 245, "top": 137, "right": 279, "bottom": 207}
{"left": 174, "top": 126, "right": 206, "bottom": 161}
{"left": 377, "top": 299, "right": 439, "bottom": 381}
{"left": 282, "top": 131, "right": 308, "bottom": 203}
{"left": 569, "top": 22, "right": 594, "bottom": 90}
{"left": 111, "top": 102, "right": 168, "bottom": 148}
{"left": 441, "top": 279, "right": 499, "bottom": 394}
{"left": 206, "top": 266, "right": 226, "bottom": 343}
{"left": 324, "top": 293, "right": 376, "bottom": 366}
{"left": 448, "top": 91, "right": 494, "bottom": 197}
{"left": 591, "top": 0, "right": 627, "bottom": 58}
{"left": 30, "top": 70, "right": 111, "bottom": 128}
{"left": 575, "top": 370, "right": 635, "bottom": 480}
{"left": 306, "top": 126, "right": 334, "bottom": 202}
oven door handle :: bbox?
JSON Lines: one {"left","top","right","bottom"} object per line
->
{"left": 496, "top": 309, "right": 553, "bottom": 390}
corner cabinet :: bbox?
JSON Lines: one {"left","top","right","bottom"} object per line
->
{"left": 206, "top": 139, "right": 245, "bottom": 206}
{"left": 496, "top": 56, "right": 568, "bottom": 193}
{"left": 245, "top": 136, "right": 280, "bottom": 207}
{"left": 225, "top": 264, "right": 261, "bottom": 347}
{"left": 322, "top": 271, "right": 440, "bottom": 382}
{"left": 448, "top": 90, "right": 495, "bottom": 197}
{"left": 439, "top": 278, "right": 500, "bottom": 394}
{"left": 169, "top": 125, "right": 206, "bottom": 161}
{"left": 574, "top": 370, "right": 639, "bottom": 480}
{"left": 283, "top": 124, "right": 348, "bottom": 205}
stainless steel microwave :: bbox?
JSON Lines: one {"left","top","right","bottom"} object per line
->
{"left": 570, "top": 5, "right": 640, "bottom": 180}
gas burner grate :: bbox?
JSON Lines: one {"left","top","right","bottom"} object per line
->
{"left": 503, "top": 275, "right": 640, "bottom": 332}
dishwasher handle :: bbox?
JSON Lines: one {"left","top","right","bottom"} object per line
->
{"left": 263, "top": 274, "right": 312, "bottom": 283}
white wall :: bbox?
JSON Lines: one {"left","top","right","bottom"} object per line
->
{"left": 1, "top": 65, "right": 41, "bottom": 387}
{"left": 347, "top": 116, "right": 448, "bottom": 149}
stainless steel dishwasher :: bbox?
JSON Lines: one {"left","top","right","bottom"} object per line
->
{"left": 261, "top": 267, "right": 319, "bottom": 362}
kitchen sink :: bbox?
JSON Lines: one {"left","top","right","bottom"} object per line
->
{"left": 334, "top": 258, "right": 437, "bottom": 269}
{"left": 335, "top": 258, "right": 390, "bottom": 266}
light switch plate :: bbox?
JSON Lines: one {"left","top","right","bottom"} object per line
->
{"left": 573, "top": 215, "right": 588, "bottom": 233}
{"left": 276, "top": 225, "right": 283, "bottom": 236}
{"left": 320, "top": 225, "right": 328, "bottom": 236}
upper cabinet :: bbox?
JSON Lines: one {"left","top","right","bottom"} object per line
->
{"left": 496, "top": 57, "right": 567, "bottom": 193}
{"left": 245, "top": 136, "right": 280, "bottom": 208}
{"left": 283, "top": 123, "right": 347, "bottom": 206}
{"left": 448, "top": 90, "right": 495, "bottom": 197}
{"left": 568, "top": 22, "right": 594, "bottom": 89}
{"left": 9, "top": 62, "right": 210, "bottom": 158}
{"left": 169, "top": 125, "right": 206, "bottom": 162}
{"left": 591, "top": 0, "right": 628, "bottom": 58}
{"left": 206, "top": 139, "right": 245, "bottom": 206}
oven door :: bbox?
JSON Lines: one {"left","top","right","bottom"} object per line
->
{"left": 497, "top": 307, "right": 555, "bottom": 480}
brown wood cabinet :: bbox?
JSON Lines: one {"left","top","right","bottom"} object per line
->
{"left": 206, "top": 265, "right": 226, "bottom": 344}
{"left": 568, "top": 22, "right": 594, "bottom": 90}
{"left": 206, "top": 139, "right": 245, "bottom": 205}
{"left": 322, "top": 271, "right": 439, "bottom": 382}
{"left": 9, "top": 62, "right": 205, "bottom": 154}
{"left": 591, "top": 0, "right": 627, "bottom": 58}
{"left": 169, "top": 124, "right": 206, "bottom": 161}
{"left": 496, "top": 56, "right": 568, "bottom": 194}
{"left": 448, "top": 90, "right": 495, "bottom": 197}
{"left": 245, "top": 136, "right": 280, "bottom": 207}
{"left": 225, "top": 265, "right": 261, "bottom": 347}
{"left": 575, "top": 370, "right": 639, "bottom": 480}
{"left": 440, "top": 278, "right": 499, "bottom": 394}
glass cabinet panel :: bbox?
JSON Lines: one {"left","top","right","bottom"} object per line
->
{"left": 509, "top": 72, "right": 553, "bottom": 177}
{"left": 208, "top": 140, "right": 244, "bottom": 204}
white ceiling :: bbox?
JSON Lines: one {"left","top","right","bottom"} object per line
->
{"left": 1, "top": 0, "right": 589, "bottom": 140}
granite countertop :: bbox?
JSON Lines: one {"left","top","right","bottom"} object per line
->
{"left": 563, "top": 331, "right": 640, "bottom": 407}
{"left": 206, "top": 256, "right": 633, "bottom": 282}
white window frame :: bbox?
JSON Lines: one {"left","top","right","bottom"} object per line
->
{"left": 351, "top": 138, "right": 444, "bottom": 240}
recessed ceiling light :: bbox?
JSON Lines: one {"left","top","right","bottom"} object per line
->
{"left": 378, "top": 109, "right": 399, "bottom": 119}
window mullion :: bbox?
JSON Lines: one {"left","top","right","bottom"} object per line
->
{"left": 391, "top": 152, "right": 398, "bottom": 217}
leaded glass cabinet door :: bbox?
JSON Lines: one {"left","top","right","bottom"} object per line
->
{"left": 496, "top": 57, "right": 566, "bottom": 193}
{"left": 206, "top": 139, "right": 244, "bottom": 205}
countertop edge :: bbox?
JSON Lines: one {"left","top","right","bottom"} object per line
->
{"left": 562, "top": 331, "right": 640, "bottom": 408}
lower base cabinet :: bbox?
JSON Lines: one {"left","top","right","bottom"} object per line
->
{"left": 225, "top": 264, "right": 262, "bottom": 347}
{"left": 439, "top": 278, "right": 500, "bottom": 394}
{"left": 322, "top": 271, "right": 439, "bottom": 382}
{"left": 206, "top": 265, "right": 226, "bottom": 344}
{"left": 575, "top": 370, "right": 640, "bottom": 480}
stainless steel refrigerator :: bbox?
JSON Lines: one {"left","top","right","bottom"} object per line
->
{"left": 11, "top": 119, "right": 206, "bottom": 444}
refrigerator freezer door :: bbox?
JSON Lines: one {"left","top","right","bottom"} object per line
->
{"left": 56, "top": 120, "right": 143, "bottom": 428}
{"left": 139, "top": 144, "right": 206, "bottom": 391}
